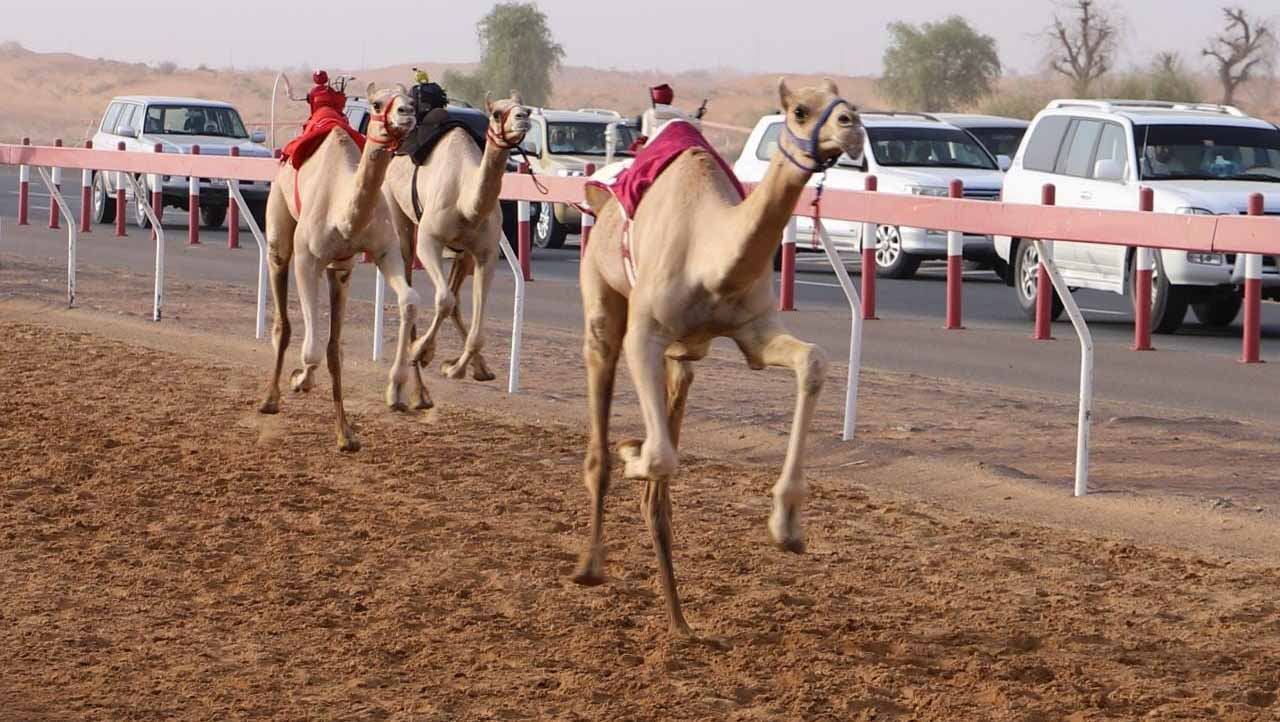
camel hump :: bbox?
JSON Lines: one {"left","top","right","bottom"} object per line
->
{"left": 584, "top": 183, "right": 613, "bottom": 214}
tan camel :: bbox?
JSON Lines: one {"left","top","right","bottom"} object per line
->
{"left": 381, "top": 92, "right": 531, "bottom": 408}
{"left": 571, "top": 79, "right": 863, "bottom": 635}
{"left": 257, "top": 83, "right": 420, "bottom": 451}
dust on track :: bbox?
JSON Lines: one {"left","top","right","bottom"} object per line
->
{"left": 2, "top": 320, "right": 1279, "bottom": 721}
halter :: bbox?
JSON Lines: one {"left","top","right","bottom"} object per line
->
{"left": 367, "top": 95, "right": 409, "bottom": 152}
{"left": 777, "top": 96, "right": 853, "bottom": 174}
{"left": 486, "top": 104, "right": 526, "bottom": 150}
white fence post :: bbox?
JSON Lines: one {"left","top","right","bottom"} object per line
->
{"left": 816, "top": 223, "right": 863, "bottom": 441}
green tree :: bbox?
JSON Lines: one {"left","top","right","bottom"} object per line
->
{"left": 444, "top": 2, "right": 565, "bottom": 107}
{"left": 1149, "top": 52, "right": 1201, "bottom": 102}
{"left": 878, "top": 16, "right": 1002, "bottom": 112}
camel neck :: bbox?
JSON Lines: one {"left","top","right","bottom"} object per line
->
{"left": 338, "top": 136, "right": 394, "bottom": 239}
{"left": 461, "top": 135, "right": 511, "bottom": 223}
{"left": 724, "top": 152, "right": 812, "bottom": 283}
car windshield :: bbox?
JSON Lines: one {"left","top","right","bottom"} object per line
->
{"left": 143, "top": 105, "right": 248, "bottom": 139}
{"left": 867, "top": 126, "right": 997, "bottom": 170}
{"left": 1138, "top": 124, "right": 1280, "bottom": 182}
{"left": 547, "top": 121, "right": 640, "bottom": 156}
{"left": 964, "top": 127, "right": 1026, "bottom": 159}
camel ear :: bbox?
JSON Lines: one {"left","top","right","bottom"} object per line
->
{"left": 511, "top": 90, "right": 524, "bottom": 106}
{"left": 484, "top": 91, "right": 494, "bottom": 114}
{"left": 394, "top": 83, "right": 408, "bottom": 95}
{"left": 584, "top": 184, "right": 612, "bottom": 214}
{"left": 821, "top": 77, "right": 839, "bottom": 97}
{"left": 366, "top": 81, "right": 377, "bottom": 100}
{"left": 778, "top": 77, "right": 793, "bottom": 111}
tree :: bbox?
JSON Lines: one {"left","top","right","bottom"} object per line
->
{"left": 444, "top": 2, "right": 565, "bottom": 108}
{"left": 1046, "top": 0, "right": 1120, "bottom": 96}
{"left": 1202, "top": 7, "right": 1275, "bottom": 105}
{"left": 1149, "top": 52, "right": 1201, "bottom": 103}
{"left": 878, "top": 16, "right": 1001, "bottom": 112}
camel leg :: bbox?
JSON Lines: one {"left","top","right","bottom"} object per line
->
{"left": 620, "top": 319, "right": 689, "bottom": 636}
{"left": 390, "top": 206, "right": 433, "bottom": 410}
{"left": 376, "top": 249, "right": 422, "bottom": 412}
{"left": 570, "top": 281, "right": 626, "bottom": 587}
{"left": 441, "top": 250, "right": 497, "bottom": 380}
{"left": 325, "top": 266, "right": 360, "bottom": 452}
{"left": 258, "top": 187, "right": 295, "bottom": 414}
{"left": 734, "top": 320, "right": 828, "bottom": 554}
{"left": 407, "top": 229, "right": 454, "bottom": 368}
{"left": 289, "top": 251, "right": 324, "bottom": 394}
{"left": 444, "top": 254, "right": 497, "bottom": 382}
{"left": 617, "top": 341, "right": 706, "bottom": 456}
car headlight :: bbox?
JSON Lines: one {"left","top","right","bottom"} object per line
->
{"left": 906, "top": 184, "right": 948, "bottom": 197}
{"left": 1175, "top": 207, "right": 1214, "bottom": 215}
{"left": 1186, "top": 252, "right": 1226, "bottom": 266}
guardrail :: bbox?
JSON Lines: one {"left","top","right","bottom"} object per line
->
{"left": 4, "top": 141, "right": 1277, "bottom": 497}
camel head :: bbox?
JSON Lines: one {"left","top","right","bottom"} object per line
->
{"left": 484, "top": 91, "right": 532, "bottom": 150}
{"left": 776, "top": 78, "right": 863, "bottom": 170}
{"left": 365, "top": 82, "right": 416, "bottom": 146}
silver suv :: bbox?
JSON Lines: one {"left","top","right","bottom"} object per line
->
{"left": 90, "top": 96, "right": 272, "bottom": 229}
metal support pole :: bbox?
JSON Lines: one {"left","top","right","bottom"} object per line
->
{"left": 48, "top": 139, "right": 63, "bottom": 230}
{"left": 945, "top": 178, "right": 963, "bottom": 329}
{"left": 779, "top": 216, "right": 797, "bottom": 311}
{"left": 79, "top": 141, "right": 93, "bottom": 233}
{"left": 498, "top": 229, "right": 526, "bottom": 393}
{"left": 861, "top": 175, "right": 878, "bottom": 320}
{"left": 114, "top": 142, "right": 127, "bottom": 237}
{"left": 1034, "top": 184, "right": 1056, "bottom": 340}
{"left": 228, "top": 182, "right": 269, "bottom": 339}
{"left": 36, "top": 168, "right": 78, "bottom": 307}
{"left": 1133, "top": 187, "right": 1155, "bottom": 351}
{"left": 227, "top": 147, "right": 240, "bottom": 249}
{"left": 580, "top": 162, "right": 596, "bottom": 260}
{"left": 17, "top": 137, "right": 30, "bottom": 225}
{"left": 188, "top": 145, "right": 200, "bottom": 245}
{"left": 151, "top": 144, "right": 164, "bottom": 239}
{"left": 1242, "top": 193, "right": 1265, "bottom": 364}
{"left": 517, "top": 162, "right": 533, "bottom": 281}
{"left": 126, "top": 174, "right": 166, "bottom": 321}
{"left": 816, "top": 222, "right": 863, "bottom": 441}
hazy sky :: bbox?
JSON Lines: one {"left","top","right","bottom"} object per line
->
{"left": 6, "top": 0, "right": 1277, "bottom": 76}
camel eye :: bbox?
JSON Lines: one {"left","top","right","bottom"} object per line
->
{"left": 793, "top": 106, "right": 808, "bottom": 122}
{"left": 372, "top": 101, "right": 383, "bottom": 112}
{"left": 493, "top": 110, "right": 502, "bottom": 120}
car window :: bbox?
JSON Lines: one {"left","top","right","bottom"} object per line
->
{"left": 142, "top": 105, "right": 248, "bottom": 138}
{"left": 1092, "top": 123, "right": 1128, "bottom": 179}
{"left": 1060, "top": 119, "right": 1104, "bottom": 177}
{"left": 521, "top": 120, "right": 542, "bottom": 156}
{"left": 101, "top": 103, "right": 123, "bottom": 134}
{"left": 1136, "top": 123, "right": 1280, "bottom": 181}
{"left": 116, "top": 104, "right": 139, "bottom": 134}
{"left": 344, "top": 107, "right": 368, "bottom": 135}
{"left": 1023, "top": 116, "right": 1070, "bottom": 172}
{"left": 866, "top": 126, "right": 997, "bottom": 170}
{"left": 547, "top": 122, "right": 640, "bottom": 157}
{"left": 966, "top": 127, "right": 1026, "bottom": 159}
{"left": 757, "top": 122, "right": 782, "bottom": 161}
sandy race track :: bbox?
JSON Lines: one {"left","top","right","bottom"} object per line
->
{"left": 2, "top": 313, "right": 1280, "bottom": 721}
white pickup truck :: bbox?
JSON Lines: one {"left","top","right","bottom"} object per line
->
{"left": 89, "top": 95, "right": 272, "bottom": 229}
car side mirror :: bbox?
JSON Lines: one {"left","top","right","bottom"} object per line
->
{"left": 997, "top": 154, "right": 1012, "bottom": 172}
{"left": 1094, "top": 158, "right": 1124, "bottom": 182}
{"left": 118, "top": 126, "right": 138, "bottom": 139}
{"left": 250, "top": 129, "right": 267, "bottom": 144}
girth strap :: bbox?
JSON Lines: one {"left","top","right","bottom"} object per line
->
{"left": 411, "top": 163, "right": 422, "bottom": 220}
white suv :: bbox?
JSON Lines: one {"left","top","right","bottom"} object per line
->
{"left": 996, "top": 99, "right": 1280, "bottom": 333}
{"left": 735, "top": 111, "right": 1009, "bottom": 278}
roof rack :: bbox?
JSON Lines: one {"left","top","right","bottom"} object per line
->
{"left": 857, "top": 110, "right": 942, "bottom": 121}
{"left": 1046, "top": 99, "right": 1247, "bottom": 117}
{"left": 575, "top": 108, "right": 623, "bottom": 118}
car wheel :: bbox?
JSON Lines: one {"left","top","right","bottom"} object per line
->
{"left": 534, "top": 201, "right": 567, "bottom": 249}
{"left": 1130, "top": 252, "right": 1190, "bottom": 334}
{"left": 134, "top": 177, "right": 152, "bottom": 229}
{"left": 991, "top": 256, "right": 1010, "bottom": 283}
{"left": 873, "top": 225, "right": 921, "bottom": 279}
{"left": 1191, "top": 291, "right": 1242, "bottom": 328}
{"left": 92, "top": 173, "right": 116, "bottom": 224}
{"left": 1013, "top": 240, "right": 1064, "bottom": 321}
{"left": 200, "top": 205, "right": 227, "bottom": 230}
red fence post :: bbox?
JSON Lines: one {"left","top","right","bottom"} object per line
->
{"left": 580, "top": 162, "right": 596, "bottom": 260}
{"left": 115, "top": 142, "right": 127, "bottom": 237}
{"left": 227, "top": 147, "right": 240, "bottom": 249}
{"left": 151, "top": 144, "right": 164, "bottom": 239}
{"left": 945, "top": 178, "right": 964, "bottom": 329}
{"left": 48, "top": 139, "right": 63, "bottom": 229}
{"left": 17, "top": 137, "right": 30, "bottom": 225}
{"left": 1034, "top": 184, "right": 1056, "bottom": 341}
{"left": 188, "top": 145, "right": 200, "bottom": 245}
{"left": 1132, "top": 187, "right": 1155, "bottom": 351}
{"left": 861, "top": 175, "right": 878, "bottom": 320}
{"left": 517, "top": 161, "right": 533, "bottom": 281}
{"left": 1241, "top": 193, "right": 1264, "bottom": 364}
{"left": 79, "top": 141, "right": 93, "bottom": 233}
{"left": 779, "top": 217, "right": 797, "bottom": 311}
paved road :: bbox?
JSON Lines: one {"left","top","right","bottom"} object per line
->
{"left": 4, "top": 165, "right": 1279, "bottom": 422}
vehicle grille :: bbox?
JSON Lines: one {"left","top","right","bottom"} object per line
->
{"left": 963, "top": 189, "right": 1000, "bottom": 201}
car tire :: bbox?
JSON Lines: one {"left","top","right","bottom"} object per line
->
{"left": 873, "top": 225, "right": 921, "bottom": 279}
{"left": 534, "top": 201, "right": 567, "bottom": 249}
{"left": 1191, "top": 292, "right": 1242, "bottom": 328}
{"left": 92, "top": 173, "right": 116, "bottom": 225}
{"left": 200, "top": 205, "right": 227, "bottom": 230}
{"left": 1130, "top": 252, "right": 1190, "bottom": 334}
{"left": 991, "top": 256, "right": 1010, "bottom": 283}
{"left": 134, "top": 177, "right": 152, "bottom": 229}
{"left": 1013, "top": 240, "right": 1064, "bottom": 321}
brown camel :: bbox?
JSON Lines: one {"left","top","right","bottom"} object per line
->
{"left": 257, "top": 83, "right": 420, "bottom": 451}
{"left": 571, "top": 79, "right": 863, "bottom": 635}
{"left": 381, "top": 92, "right": 531, "bottom": 408}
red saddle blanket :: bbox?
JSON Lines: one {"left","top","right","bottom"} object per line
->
{"left": 279, "top": 106, "right": 365, "bottom": 170}
{"left": 588, "top": 119, "right": 744, "bottom": 219}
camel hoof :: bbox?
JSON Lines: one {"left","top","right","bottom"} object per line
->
{"left": 289, "top": 369, "right": 313, "bottom": 393}
{"left": 669, "top": 620, "right": 695, "bottom": 638}
{"left": 777, "top": 537, "right": 807, "bottom": 555}
{"left": 472, "top": 368, "right": 497, "bottom": 382}
{"left": 389, "top": 401, "right": 409, "bottom": 414}
{"left": 337, "top": 436, "right": 362, "bottom": 453}
{"left": 258, "top": 398, "right": 280, "bottom": 415}
{"left": 414, "top": 397, "right": 434, "bottom": 411}
{"left": 571, "top": 556, "right": 605, "bottom": 586}
{"left": 441, "top": 360, "right": 467, "bottom": 380}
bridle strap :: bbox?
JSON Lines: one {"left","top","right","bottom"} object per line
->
{"left": 367, "top": 97, "right": 407, "bottom": 152}
{"left": 778, "top": 97, "right": 852, "bottom": 174}
{"left": 486, "top": 105, "right": 524, "bottom": 150}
